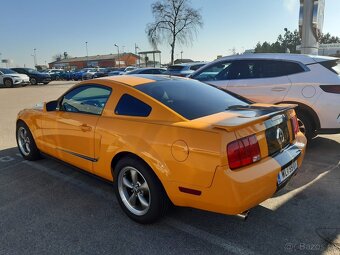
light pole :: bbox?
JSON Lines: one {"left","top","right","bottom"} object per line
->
{"left": 0, "top": 52, "right": 2, "bottom": 67}
{"left": 33, "top": 48, "right": 37, "bottom": 67}
{"left": 85, "top": 42, "right": 89, "bottom": 66}
{"left": 114, "top": 44, "right": 120, "bottom": 68}
{"left": 135, "top": 44, "right": 140, "bottom": 67}
{"left": 180, "top": 51, "right": 183, "bottom": 63}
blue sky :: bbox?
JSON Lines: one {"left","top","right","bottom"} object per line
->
{"left": 0, "top": 0, "right": 339, "bottom": 67}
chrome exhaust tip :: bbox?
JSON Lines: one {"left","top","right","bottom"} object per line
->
{"left": 235, "top": 210, "right": 249, "bottom": 221}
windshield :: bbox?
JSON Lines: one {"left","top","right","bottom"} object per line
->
{"left": 135, "top": 79, "right": 249, "bottom": 120}
{"left": 167, "top": 65, "right": 185, "bottom": 71}
{"left": 0, "top": 68, "right": 17, "bottom": 74}
{"left": 27, "top": 68, "right": 39, "bottom": 74}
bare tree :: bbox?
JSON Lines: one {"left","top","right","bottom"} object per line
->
{"left": 146, "top": 0, "right": 203, "bottom": 65}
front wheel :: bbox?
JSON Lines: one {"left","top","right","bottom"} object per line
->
{"left": 4, "top": 78, "right": 13, "bottom": 88}
{"left": 16, "top": 121, "right": 40, "bottom": 160}
{"left": 30, "top": 77, "right": 37, "bottom": 85}
{"left": 114, "top": 157, "right": 169, "bottom": 224}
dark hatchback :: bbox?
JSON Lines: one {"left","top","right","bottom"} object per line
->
{"left": 11, "top": 68, "right": 51, "bottom": 85}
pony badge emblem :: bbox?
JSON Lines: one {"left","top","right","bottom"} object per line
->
{"left": 276, "top": 127, "right": 285, "bottom": 149}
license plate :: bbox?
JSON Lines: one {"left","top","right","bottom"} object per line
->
{"left": 277, "top": 160, "right": 298, "bottom": 185}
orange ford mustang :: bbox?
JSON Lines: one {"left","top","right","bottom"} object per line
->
{"left": 16, "top": 75, "right": 306, "bottom": 223}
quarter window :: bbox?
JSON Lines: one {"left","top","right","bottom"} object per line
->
{"left": 60, "top": 85, "right": 111, "bottom": 115}
{"left": 115, "top": 94, "right": 152, "bottom": 117}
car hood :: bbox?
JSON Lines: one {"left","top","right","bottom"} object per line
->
{"left": 3, "top": 73, "right": 29, "bottom": 79}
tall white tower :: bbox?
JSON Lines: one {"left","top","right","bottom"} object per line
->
{"left": 299, "top": 0, "right": 325, "bottom": 55}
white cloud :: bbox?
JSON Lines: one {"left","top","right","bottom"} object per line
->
{"left": 283, "top": 0, "right": 299, "bottom": 12}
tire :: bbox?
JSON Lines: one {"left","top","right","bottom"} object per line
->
{"left": 30, "top": 77, "right": 37, "bottom": 85}
{"left": 16, "top": 121, "right": 40, "bottom": 161}
{"left": 296, "top": 110, "right": 316, "bottom": 140}
{"left": 4, "top": 78, "right": 13, "bottom": 88}
{"left": 43, "top": 82, "right": 49, "bottom": 85}
{"left": 113, "top": 157, "right": 169, "bottom": 224}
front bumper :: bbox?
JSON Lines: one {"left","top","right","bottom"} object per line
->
{"left": 14, "top": 79, "right": 30, "bottom": 85}
{"left": 165, "top": 132, "right": 306, "bottom": 215}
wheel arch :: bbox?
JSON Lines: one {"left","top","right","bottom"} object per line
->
{"left": 279, "top": 101, "right": 320, "bottom": 130}
{"left": 110, "top": 151, "right": 172, "bottom": 201}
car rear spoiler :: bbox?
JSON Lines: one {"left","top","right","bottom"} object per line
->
{"left": 212, "top": 104, "right": 297, "bottom": 132}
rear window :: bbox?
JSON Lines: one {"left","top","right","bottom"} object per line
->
{"left": 319, "top": 60, "right": 340, "bottom": 75}
{"left": 167, "top": 65, "right": 185, "bottom": 71}
{"left": 135, "top": 79, "right": 249, "bottom": 120}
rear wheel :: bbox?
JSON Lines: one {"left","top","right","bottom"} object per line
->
{"left": 16, "top": 121, "right": 40, "bottom": 160}
{"left": 4, "top": 78, "right": 13, "bottom": 88}
{"left": 296, "top": 110, "right": 316, "bottom": 140}
{"left": 113, "top": 157, "right": 169, "bottom": 224}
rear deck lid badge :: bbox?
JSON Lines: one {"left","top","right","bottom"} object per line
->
{"left": 276, "top": 127, "right": 285, "bottom": 147}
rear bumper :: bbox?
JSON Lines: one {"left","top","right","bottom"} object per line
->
{"left": 165, "top": 132, "right": 306, "bottom": 215}
{"left": 314, "top": 92, "right": 340, "bottom": 130}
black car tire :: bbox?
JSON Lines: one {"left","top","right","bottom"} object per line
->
{"left": 4, "top": 78, "right": 14, "bottom": 88}
{"left": 296, "top": 110, "right": 316, "bottom": 140}
{"left": 43, "top": 82, "right": 49, "bottom": 85}
{"left": 30, "top": 77, "right": 37, "bottom": 85}
{"left": 16, "top": 121, "right": 41, "bottom": 161}
{"left": 113, "top": 156, "right": 169, "bottom": 224}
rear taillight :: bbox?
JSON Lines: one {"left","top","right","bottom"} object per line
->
{"left": 291, "top": 115, "right": 299, "bottom": 135}
{"left": 227, "top": 134, "right": 261, "bottom": 170}
{"left": 320, "top": 85, "right": 340, "bottom": 94}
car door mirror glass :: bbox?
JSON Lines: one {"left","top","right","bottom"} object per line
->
{"left": 46, "top": 100, "right": 59, "bottom": 111}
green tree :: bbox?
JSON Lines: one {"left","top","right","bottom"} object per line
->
{"left": 255, "top": 29, "right": 339, "bottom": 53}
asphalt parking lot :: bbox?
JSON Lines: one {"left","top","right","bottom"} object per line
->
{"left": 0, "top": 81, "right": 339, "bottom": 255}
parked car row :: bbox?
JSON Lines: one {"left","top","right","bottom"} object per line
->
{"left": 0, "top": 68, "right": 50, "bottom": 87}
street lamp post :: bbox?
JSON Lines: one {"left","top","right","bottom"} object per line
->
{"left": 114, "top": 44, "right": 120, "bottom": 68}
{"left": 135, "top": 44, "right": 140, "bottom": 67}
{"left": 180, "top": 51, "right": 183, "bottom": 63}
{"left": 33, "top": 48, "right": 37, "bottom": 67}
{"left": 85, "top": 42, "right": 89, "bottom": 66}
{"left": 0, "top": 52, "right": 2, "bottom": 67}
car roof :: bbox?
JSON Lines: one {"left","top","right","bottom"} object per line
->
{"left": 216, "top": 53, "right": 339, "bottom": 65}
{"left": 171, "top": 62, "right": 207, "bottom": 67}
{"left": 91, "top": 74, "right": 183, "bottom": 87}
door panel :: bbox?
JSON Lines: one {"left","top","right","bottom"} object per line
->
{"left": 227, "top": 76, "right": 291, "bottom": 103}
{"left": 41, "top": 84, "right": 112, "bottom": 172}
{"left": 42, "top": 111, "right": 98, "bottom": 172}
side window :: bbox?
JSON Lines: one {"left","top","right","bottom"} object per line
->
{"left": 281, "top": 61, "right": 305, "bottom": 75}
{"left": 115, "top": 94, "right": 152, "bottom": 117}
{"left": 60, "top": 85, "right": 111, "bottom": 115}
{"left": 192, "top": 61, "right": 232, "bottom": 81}
{"left": 228, "top": 60, "right": 258, "bottom": 80}
{"left": 255, "top": 60, "right": 305, "bottom": 78}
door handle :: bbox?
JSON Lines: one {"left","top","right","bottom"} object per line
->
{"left": 271, "top": 87, "right": 286, "bottom": 92}
{"left": 80, "top": 124, "right": 92, "bottom": 132}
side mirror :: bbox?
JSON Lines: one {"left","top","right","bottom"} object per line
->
{"left": 45, "top": 100, "right": 59, "bottom": 111}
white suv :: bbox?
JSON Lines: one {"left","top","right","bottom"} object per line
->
{"left": 190, "top": 53, "right": 340, "bottom": 139}
{"left": 0, "top": 68, "right": 30, "bottom": 87}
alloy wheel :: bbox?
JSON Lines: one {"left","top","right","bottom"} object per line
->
{"left": 17, "top": 126, "right": 31, "bottom": 156}
{"left": 118, "top": 166, "right": 151, "bottom": 216}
